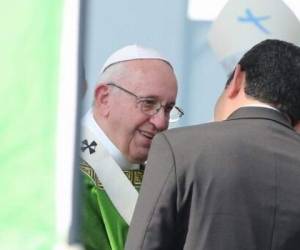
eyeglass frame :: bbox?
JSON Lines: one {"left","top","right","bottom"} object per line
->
{"left": 106, "top": 82, "right": 184, "bottom": 122}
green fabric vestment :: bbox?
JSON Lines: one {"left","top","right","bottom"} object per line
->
{"left": 80, "top": 160, "right": 144, "bottom": 250}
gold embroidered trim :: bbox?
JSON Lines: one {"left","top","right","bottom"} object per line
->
{"left": 80, "top": 159, "right": 144, "bottom": 190}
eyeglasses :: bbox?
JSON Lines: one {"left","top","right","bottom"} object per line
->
{"left": 107, "top": 82, "right": 184, "bottom": 122}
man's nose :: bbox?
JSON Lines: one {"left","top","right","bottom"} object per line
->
{"left": 149, "top": 108, "right": 169, "bottom": 131}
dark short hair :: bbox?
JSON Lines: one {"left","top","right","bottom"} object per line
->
{"left": 228, "top": 39, "right": 300, "bottom": 123}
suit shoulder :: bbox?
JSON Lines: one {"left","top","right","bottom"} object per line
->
{"left": 163, "top": 121, "right": 222, "bottom": 139}
{"left": 158, "top": 120, "right": 244, "bottom": 155}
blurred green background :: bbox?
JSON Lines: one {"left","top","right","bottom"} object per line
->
{"left": 0, "top": 1, "right": 63, "bottom": 249}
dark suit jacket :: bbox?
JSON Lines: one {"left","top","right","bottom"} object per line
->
{"left": 125, "top": 107, "right": 300, "bottom": 250}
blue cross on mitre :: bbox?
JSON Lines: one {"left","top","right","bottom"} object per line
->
{"left": 238, "top": 8, "right": 271, "bottom": 34}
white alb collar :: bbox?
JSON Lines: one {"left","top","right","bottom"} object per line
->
{"left": 82, "top": 109, "right": 139, "bottom": 170}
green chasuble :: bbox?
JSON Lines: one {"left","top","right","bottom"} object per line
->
{"left": 80, "top": 160, "right": 144, "bottom": 250}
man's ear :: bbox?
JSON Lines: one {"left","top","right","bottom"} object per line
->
{"left": 226, "top": 64, "right": 245, "bottom": 99}
{"left": 94, "top": 84, "right": 111, "bottom": 116}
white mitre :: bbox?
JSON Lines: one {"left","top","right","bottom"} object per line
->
{"left": 208, "top": 0, "right": 300, "bottom": 74}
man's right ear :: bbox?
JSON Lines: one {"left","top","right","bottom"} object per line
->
{"left": 94, "top": 84, "right": 111, "bottom": 116}
{"left": 226, "top": 65, "right": 245, "bottom": 99}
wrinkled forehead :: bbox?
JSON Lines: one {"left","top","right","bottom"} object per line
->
{"left": 121, "top": 59, "right": 177, "bottom": 99}
{"left": 119, "top": 59, "right": 175, "bottom": 82}
{"left": 127, "top": 60, "right": 177, "bottom": 102}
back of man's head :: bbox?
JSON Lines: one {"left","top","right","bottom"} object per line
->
{"left": 238, "top": 39, "right": 300, "bottom": 123}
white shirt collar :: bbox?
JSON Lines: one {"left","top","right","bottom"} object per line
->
{"left": 241, "top": 103, "right": 279, "bottom": 111}
{"left": 82, "top": 109, "right": 139, "bottom": 170}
